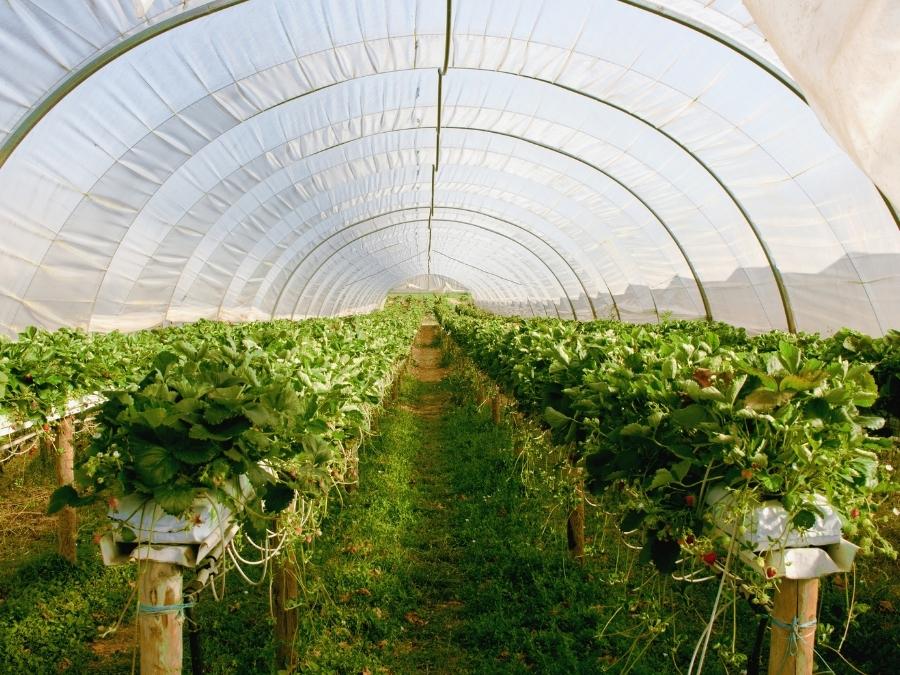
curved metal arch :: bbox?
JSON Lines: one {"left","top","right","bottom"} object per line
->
{"left": 308, "top": 236, "right": 532, "bottom": 319}
{"left": 330, "top": 245, "right": 550, "bottom": 319}
{"left": 0, "top": 0, "right": 248, "bottom": 168}
{"left": 285, "top": 221, "right": 537, "bottom": 318}
{"left": 80, "top": 70, "right": 775, "bottom": 327}
{"left": 435, "top": 206, "right": 602, "bottom": 318}
{"left": 8, "top": 16, "right": 877, "bottom": 331}
{"left": 281, "top": 217, "right": 580, "bottom": 320}
{"left": 155, "top": 60, "right": 777, "bottom": 314}
{"left": 454, "top": 67, "right": 799, "bottom": 327}
{"left": 445, "top": 125, "right": 737, "bottom": 326}
{"left": 616, "top": 1, "right": 802, "bottom": 99}
{"left": 0, "top": 0, "right": 806, "bottom": 171}
{"left": 163, "top": 121, "right": 711, "bottom": 324}
{"left": 169, "top": 119, "right": 672, "bottom": 323}
{"left": 315, "top": 221, "right": 580, "bottom": 317}
{"left": 257, "top": 202, "right": 622, "bottom": 320}
{"left": 323, "top": 247, "right": 518, "bottom": 318}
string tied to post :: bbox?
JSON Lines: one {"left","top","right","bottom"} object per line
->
{"left": 770, "top": 614, "right": 817, "bottom": 657}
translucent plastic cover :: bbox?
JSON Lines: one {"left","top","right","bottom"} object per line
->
{"left": 0, "top": 0, "right": 897, "bottom": 336}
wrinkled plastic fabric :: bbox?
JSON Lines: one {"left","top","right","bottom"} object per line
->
{"left": 0, "top": 0, "right": 897, "bottom": 337}
{"left": 744, "top": 0, "right": 900, "bottom": 211}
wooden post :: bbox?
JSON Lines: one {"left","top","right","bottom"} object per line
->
{"left": 768, "top": 578, "right": 818, "bottom": 675}
{"left": 138, "top": 561, "right": 184, "bottom": 674}
{"left": 491, "top": 395, "right": 501, "bottom": 424}
{"left": 566, "top": 485, "right": 586, "bottom": 560}
{"left": 54, "top": 416, "right": 77, "bottom": 564}
{"left": 273, "top": 551, "right": 300, "bottom": 671}
{"left": 346, "top": 443, "right": 359, "bottom": 493}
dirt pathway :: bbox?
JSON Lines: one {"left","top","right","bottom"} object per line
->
{"left": 398, "top": 318, "right": 468, "bottom": 668}
{"left": 405, "top": 318, "right": 448, "bottom": 419}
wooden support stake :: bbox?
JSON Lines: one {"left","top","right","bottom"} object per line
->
{"left": 346, "top": 443, "right": 359, "bottom": 493}
{"left": 567, "top": 477, "right": 586, "bottom": 561}
{"left": 273, "top": 551, "right": 300, "bottom": 671}
{"left": 54, "top": 416, "right": 77, "bottom": 564}
{"left": 138, "top": 561, "right": 184, "bottom": 674}
{"left": 768, "top": 578, "right": 818, "bottom": 675}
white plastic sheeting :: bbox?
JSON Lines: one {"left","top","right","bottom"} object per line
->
{"left": 744, "top": 0, "right": 900, "bottom": 211}
{"left": 0, "top": 0, "right": 897, "bottom": 337}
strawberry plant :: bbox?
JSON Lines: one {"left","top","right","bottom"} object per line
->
{"left": 42, "top": 302, "right": 425, "bottom": 538}
{"left": 436, "top": 301, "right": 897, "bottom": 581}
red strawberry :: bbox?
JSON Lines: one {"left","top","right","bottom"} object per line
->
{"left": 766, "top": 566, "right": 778, "bottom": 579}
{"left": 701, "top": 551, "right": 717, "bottom": 566}
{"left": 107, "top": 497, "right": 119, "bottom": 510}
{"left": 850, "top": 508, "right": 860, "bottom": 519}
{"left": 692, "top": 368, "right": 713, "bottom": 388}
{"left": 741, "top": 469, "right": 753, "bottom": 480}
{"left": 685, "top": 494, "right": 696, "bottom": 508}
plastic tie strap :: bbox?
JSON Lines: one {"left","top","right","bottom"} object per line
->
{"left": 770, "top": 614, "right": 817, "bottom": 657}
{"left": 137, "top": 601, "right": 195, "bottom": 616}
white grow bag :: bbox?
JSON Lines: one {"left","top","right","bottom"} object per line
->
{"left": 99, "top": 477, "right": 250, "bottom": 569}
{"left": 706, "top": 485, "right": 858, "bottom": 579}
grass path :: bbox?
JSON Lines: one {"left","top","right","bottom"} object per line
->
{"left": 293, "top": 321, "right": 607, "bottom": 673}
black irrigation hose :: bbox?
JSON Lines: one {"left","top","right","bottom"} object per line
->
{"left": 747, "top": 614, "right": 770, "bottom": 675}
{"left": 185, "top": 605, "right": 204, "bottom": 675}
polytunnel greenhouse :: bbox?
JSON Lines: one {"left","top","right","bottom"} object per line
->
{"left": 0, "top": 1, "right": 897, "bottom": 674}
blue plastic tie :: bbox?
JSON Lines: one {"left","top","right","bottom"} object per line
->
{"left": 137, "top": 601, "right": 195, "bottom": 616}
{"left": 771, "top": 614, "right": 817, "bottom": 657}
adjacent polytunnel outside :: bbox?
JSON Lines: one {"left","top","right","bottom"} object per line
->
{"left": 0, "top": 0, "right": 897, "bottom": 338}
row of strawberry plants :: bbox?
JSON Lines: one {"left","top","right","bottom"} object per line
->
{"left": 35, "top": 301, "right": 424, "bottom": 537}
{"left": 435, "top": 302, "right": 896, "bottom": 580}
